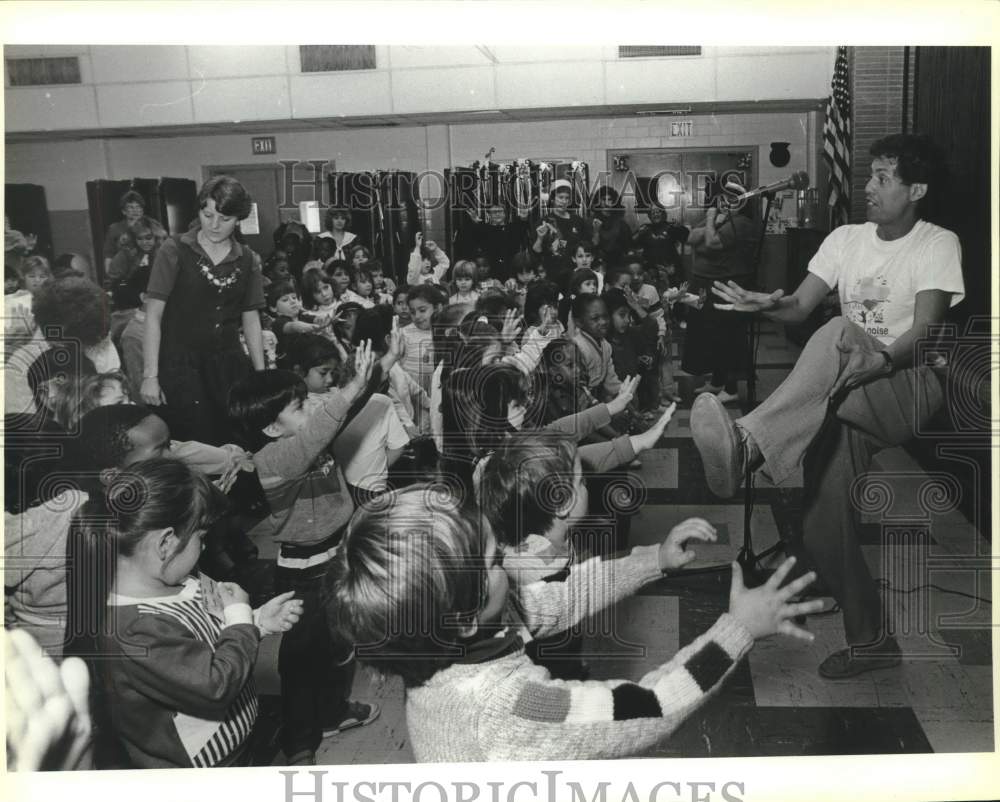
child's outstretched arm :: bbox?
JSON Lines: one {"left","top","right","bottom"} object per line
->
{"left": 427, "top": 240, "right": 450, "bottom": 283}
{"left": 513, "top": 516, "right": 713, "bottom": 639}
{"left": 254, "top": 342, "right": 374, "bottom": 483}
{"left": 406, "top": 232, "right": 426, "bottom": 285}
{"left": 477, "top": 558, "right": 822, "bottom": 762}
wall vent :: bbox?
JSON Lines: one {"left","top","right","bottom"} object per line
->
{"left": 6, "top": 56, "right": 82, "bottom": 86}
{"left": 300, "top": 46, "right": 376, "bottom": 73}
{"left": 618, "top": 46, "right": 702, "bottom": 59}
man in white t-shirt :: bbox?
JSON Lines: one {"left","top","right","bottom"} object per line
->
{"left": 690, "top": 134, "right": 965, "bottom": 679}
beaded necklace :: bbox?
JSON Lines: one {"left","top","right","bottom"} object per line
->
{"left": 196, "top": 233, "right": 240, "bottom": 289}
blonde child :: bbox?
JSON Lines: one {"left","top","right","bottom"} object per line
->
{"left": 326, "top": 484, "right": 822, "bottom": 762}
{"left": 4, "top": 255, "right": 52, "bottom": 351}
{"left": 448, "top": 260, "right": 479, "bottom": 306}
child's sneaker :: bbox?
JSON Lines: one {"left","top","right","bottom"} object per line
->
{"left": 716, "top": 389, "right": 740, "bottom": 404}
{"left": 322, "top": 701, "right": 381, "bottom": 737}
{"left": 284, "top": 749, "right": 316, "bottom": 766}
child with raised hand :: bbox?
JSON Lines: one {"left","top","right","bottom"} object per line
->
{"left": 226, "top": 343, "right": 380, "bottom": 765}
{"left": 353, "top": 306, "right": 428, "bottom": 439}
{"left": 448, "top": 260, "right": 480, "bottom": 306}
{"left": 407, "top": 231, "right": 450, "bottom": 286}
{"left": 64, "top": 458, "right": 302, "bottom": 769}
{"left": 281, "top": 329, "right": 409, "bottom": 502}
{"left": 326, "top": 484, "right": 822, "bottom": 763}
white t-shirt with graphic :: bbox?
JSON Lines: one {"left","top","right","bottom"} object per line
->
{"left": 807, "top": 220, "right": 964, "bottom": 345}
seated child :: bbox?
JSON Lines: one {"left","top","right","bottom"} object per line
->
{"left": 502, "top": 252, "right": 537, "bottom": 309}
{"left": 557, "top": 267, "right": 599, "bottom": 334}
{"left": 522, "top": 281, "right": 565, "bottom": 344}
{"left": 448, "top": 260, "right": 480, "bottom": 306}
{"left": 406, "top": 231, "right": 450, "bottom": 286}
{"left": 301, "top": 268, "right": 339, "bottom": 321}
{"left": 227, "top": 347, "right": 381, "bottom": 764}
{"left": 368, "top": 260, "right": 396, "bottom": 302}
{"left": 570, "top": 241, "right": 603, "bottom": 293}
{"left": 350, "top": 265, "right": 377, "bottom": 309}
{"left": 4, "top": 255, "right": 51, "bottom": 352}
{"left": 348, "top": 244, "right": 372, "bottom": 271}
{"left": 604, "top": 288, "right": 664, "bottom": 413}
{"left": 393, "top": 285, "right": 412, "bottom": 327}
{"left": 325, "top": 484, "right": 822, "bottom": 762}
{"left": 266, "top": 280, "right": 332, "bottom": 352}
{"left": 571, "top": 293, "right": 623, "bottom": 404}
{"left": 626, "top": 254, "right": 661, "bottom": 310}
{"left": 474, "top": 256, "right": 503, "bottom": 293}
{"left": 65, "top": 458, "right": 302, "bottom": 768}
{"left": 323, "top": 258, "right": 367, "bottom": 310}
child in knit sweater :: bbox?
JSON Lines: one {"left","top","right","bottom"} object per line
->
{"left": 227, "top": 344, "right": 381, "bottom": 764}
{"left": 326, "top": 485, "right": 822, "bottom": 763}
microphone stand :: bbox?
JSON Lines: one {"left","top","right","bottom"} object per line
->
{"left": 682, "top": 192, "right": 782, "bottom": 587}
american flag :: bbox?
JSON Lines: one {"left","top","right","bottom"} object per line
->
{"left": 823, "top": 46, "right": 852, "bottom": 229}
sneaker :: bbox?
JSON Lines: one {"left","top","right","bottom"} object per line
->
{"left": 716, "top": 389, "right": 740, "bottom": 404}
{"left": 691, "top": 393, "right": 762, "bottom": 498}
{"left": 321, "top": 701, "right": 381, "bottom": 738}
{"left": 284, "top": 749, "right": 316, "bottom": 766}
{"left": 818, "top": 641, "right": 902, "bottom": 680}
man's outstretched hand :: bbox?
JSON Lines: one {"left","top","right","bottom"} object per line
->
{"left": 712, "top": 280, "right": 784, "bottom": 314}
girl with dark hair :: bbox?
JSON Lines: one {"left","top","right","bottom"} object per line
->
{"left": 64, "top": 457, "right": 301, "bottom": 768}
{"left": 140, "top": 175, "right": 266, "bottom": 444}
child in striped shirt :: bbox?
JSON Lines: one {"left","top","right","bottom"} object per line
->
{"left": 65, "top": 458, "right": 302, "bottom": 768}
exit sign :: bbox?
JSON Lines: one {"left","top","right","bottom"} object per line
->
{"left": 670, "top": 121, "right": 693, "bottom": 137}
{"left": 252, "top": 136, "right": 276, "bottom": 155}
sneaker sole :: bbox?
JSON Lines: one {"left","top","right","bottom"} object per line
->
{"left": 691, "top": 393, "right": 740, "bottom": 499}
{"left": 321, "top": 704, "right": 381, "bottom": 737}
{"left": 818, "top": 650, "right": 902, "bottom": 680}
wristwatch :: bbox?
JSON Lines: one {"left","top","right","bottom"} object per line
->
{"left": 879, "top": 350, "right": 894, "bottom": 374}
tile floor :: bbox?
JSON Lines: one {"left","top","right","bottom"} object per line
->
{"left": 251, "top": 322, "right": 993, "bottom": 764}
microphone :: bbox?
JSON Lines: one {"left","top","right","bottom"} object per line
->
{"left": 728, "top": 171, "right": 810, "bottom": 202}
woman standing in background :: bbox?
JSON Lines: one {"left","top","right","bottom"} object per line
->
{"left": 140, "top": 176, "right": 265, "bottom": 444}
